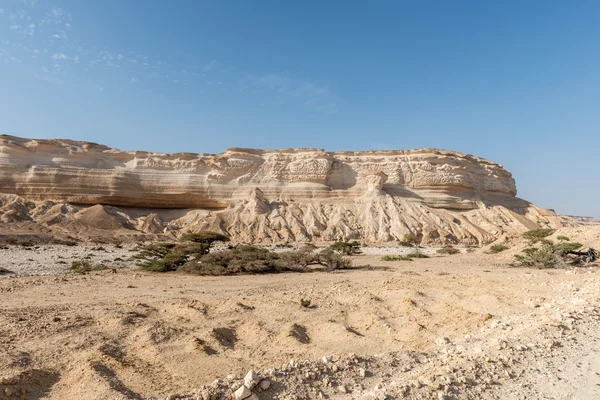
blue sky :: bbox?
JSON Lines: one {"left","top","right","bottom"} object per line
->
{"left": 1, "top": 0, "right": 599, "bottom": 217}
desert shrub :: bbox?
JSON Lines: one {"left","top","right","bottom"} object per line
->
{"left": 299, "top": 298, "right": 312, "bottom": 308}
{"left": 381, "top": 255, "right": 413, "bottom": 261}
{"left": 407, "top": 250, "right": 430, "bottom": 259}
{"left": 277, "top": 246, "right": 318, "bottom": 268}
{"left": 437, "top": 246, "right": 460, "bottom": 255}
{"left": 134, "top": 242, "right": 177, "bottom": 260}
{"left": 523, "top": 229, "right": 556, "bottom": 243}
{"left": 89, "top": 236, "right": 123, "bottom": 246}
{"left": 513, "top": 240, "right": 583, "bottom": 268}
{"left": 136, "top": 240, "right": 212, "bottom": 272}
{"left": 52, "top": 238, "right": 78, "bottom": 246}
{"left": 554, "top": 241, "right": 583, "bottom": 256}
{"left": 399, "top": 234, "right": 417, "bottom": 247}
{"left": 70, "top": 260, "right": 109, "bottom": 274}
{"left": 489, "top": 244, "right": 509, "bottom": 254}
{"left": 179, "top": 232, "right": 229, "bottom": 245}
{"left": 317, "top": 248, "right": 352, "bottom": 271}
{"left": 139, "top": 241, "right": 351, "bottom": 275}
{"left": 140, "top": 242, "right": 211, "bottom": 271}
{"left": 141, "top": 252, "right": 188, "bottom": 272}
{"left": 556, "top": 236, "right": 570, "bottom": 242}
{"left": 329, "top": 241, "right": 361, "bottom": 255}
{"left": 182, "top": 245, "right": 300, "bottom": 275}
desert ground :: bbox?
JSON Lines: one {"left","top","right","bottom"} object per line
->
{"left": 1, "top": 227, "right": 600, "bottom": 400}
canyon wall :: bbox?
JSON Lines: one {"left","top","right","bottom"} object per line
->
{"left": 0, "top": 135, "right": 563, "bottom": 244}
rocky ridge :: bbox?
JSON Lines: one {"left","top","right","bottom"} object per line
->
{"left": 0, "top": 135, "right": 566, "bottom": 245}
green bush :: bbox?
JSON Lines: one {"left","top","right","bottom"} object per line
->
{"left": 513, "top": 240, "right": 582, "bottom": 268}
{"left": 523, "top": 229, "right": 556, "bottom": 243}
{"left": 554, "top": 241, "right": 583, "bottom": 256}
{"left": 179, "top": 232, "right": 229, "bottom": 245}
{"left": 489, "top": 244, "right": 509, "bottom": 254}
{"left": 136, "top": 241, "right": 211, "bottom": 272}
{"left": 329, "top": 241, "right": 361, "bottom": 255}
{"left": 140, "top": 243, "right": 352, "bottom": 275}
{"left": 556, "top": 236, "right": 570, "bottom": 242}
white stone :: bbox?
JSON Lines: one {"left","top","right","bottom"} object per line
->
{"left": 244, "top": 370, "right": 260, "bottom": 389}
{"left": 233, "top": 385, "right": 252, "bottom": 400}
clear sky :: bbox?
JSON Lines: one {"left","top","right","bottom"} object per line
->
{"left": 1, "top": 0, "right": 599, "bottom": 217}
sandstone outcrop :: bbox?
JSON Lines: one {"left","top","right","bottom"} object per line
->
{"left": 0, "top": 135, "right": 565, "bottom": 244}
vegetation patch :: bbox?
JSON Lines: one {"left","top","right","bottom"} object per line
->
{"left": 381, "top": 255, "right": 413, "bottom": 261}
{"left": 407, "top": 251, "right": 430, "bottom": 259}
{"left": 489, "top": 244, "right": 509, "bottom": 254}
{"left": 513, "top": 239, "right": 585, "bottom": 268}
{"left": 523, "top": 229, "right": 556, "bottom": 243}
{"left": 437, "top": 246, "right": 460, "bottom": 255}
{"left": 136, "top": 232, "right": 351, "bottom": 275}
{"left": 398, "top": 234, "right": 417, "bottom": 247}
{"left": 329, "top": 241, "right": 361, "bottom": 255}
{"left": 70, "top": 260, "right": 110, "bottom": 274}
{"left": 381, "top": 250, "right": 430, "bottom": 261}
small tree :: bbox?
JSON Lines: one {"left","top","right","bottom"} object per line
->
{"left": 513, "top": 240, "right": 583, "bottom": 268}
{"left": 179, "top": 232, "right": 229, "bottom": 245}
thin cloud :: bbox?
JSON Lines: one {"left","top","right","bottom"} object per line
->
{"left": 0, "top": 2, "right": 340, "bottom": 114}
{"left": 250, "top": 73, "right": 339, "bottom": 113}
{"left": 25, "top": 23, "right": 35, "bottom": 35}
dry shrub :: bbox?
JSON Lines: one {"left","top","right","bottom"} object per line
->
{"left": 489, "top": 244, "right": 509, "bottom": 254}
{"left": 437, "top": 246, "right": 460, "bottom": 255}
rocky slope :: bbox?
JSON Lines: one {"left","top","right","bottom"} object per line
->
{"left": 0, "top": 135, "right": 565, "bottom": 244}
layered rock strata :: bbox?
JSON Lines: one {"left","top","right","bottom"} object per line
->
{"left": 0, "top": 135, "right": 564, "bottom": 244}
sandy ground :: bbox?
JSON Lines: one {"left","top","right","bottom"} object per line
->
{"left": 1, "top": 230, "right": 600, "bottom": 399}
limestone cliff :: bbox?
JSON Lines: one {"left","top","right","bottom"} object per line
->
{"left": 0, "top": 135, "right": 564, "bottom": 244}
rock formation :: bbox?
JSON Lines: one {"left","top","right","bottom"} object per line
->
{"left": 0, "top": 135, "right": 565, "bottom": 244}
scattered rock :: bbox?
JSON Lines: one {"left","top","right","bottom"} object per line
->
{"left": 233, "top": 385, "right": 252, "bottom": 400}
{"left": 244, "top": 370, "right": 260, "bottom": 390}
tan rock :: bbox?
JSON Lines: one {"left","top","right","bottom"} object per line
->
{"left": 0, "top": 135, "right": 568, "bottom": 244}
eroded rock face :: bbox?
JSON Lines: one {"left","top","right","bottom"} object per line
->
{"left": 0, "top": 135, "right": 564, "bottom": 244}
